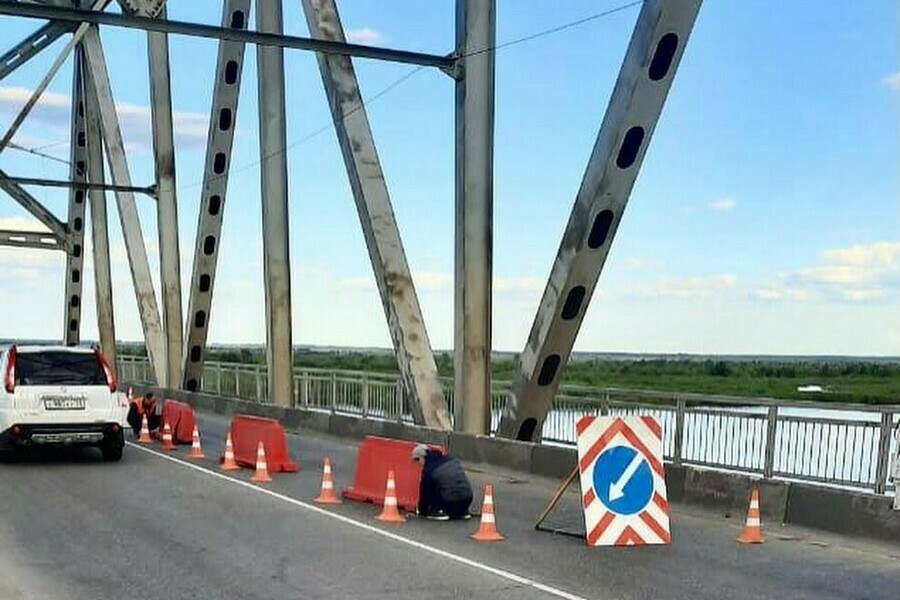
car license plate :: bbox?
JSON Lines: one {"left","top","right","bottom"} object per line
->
{"left": 42, "top": 396, "right": 86, "bottom": 410}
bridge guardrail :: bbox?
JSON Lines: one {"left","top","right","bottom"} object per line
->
{"left": 117, "top": 355, "right": 899, "bottom": 495}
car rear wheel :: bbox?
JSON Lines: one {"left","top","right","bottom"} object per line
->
{"left": 101, "top": 430, "right": 124, "bottom": 462}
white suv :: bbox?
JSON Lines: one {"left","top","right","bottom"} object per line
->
{"left": 0, "top": 344, "right": 126, "bottom": 461}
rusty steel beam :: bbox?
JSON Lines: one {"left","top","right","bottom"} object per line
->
{"left": 302, "top": 0, "right": 451, "bottom": 429}
{"left": 83, "top": 26, "right": 166, "bottom": 383}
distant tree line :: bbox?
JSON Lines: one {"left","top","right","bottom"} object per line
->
{"left": 116, "top": 344, "right": 900, "bottom": 405}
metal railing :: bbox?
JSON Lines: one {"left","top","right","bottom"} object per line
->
{"left": 117, "top": 355, "right": 899, "bottom": 495}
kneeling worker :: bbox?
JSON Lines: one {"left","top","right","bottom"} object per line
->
{"left": 127, "top": 392, "right": 160, "bottom": 438}
{"left": 412, "top": 444, "right": 473, "bottom": 520}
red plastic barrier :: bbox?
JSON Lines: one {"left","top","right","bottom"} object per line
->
{"left": 227, "top": 415, "right": 300, "bottom": 473}
{"left": 160, "top": 400, "right": 196, "bottom": 444}
{"left": 342, "top": 436, "right": 445, "bottom": 512}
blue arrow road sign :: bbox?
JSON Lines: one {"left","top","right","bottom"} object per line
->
{"left": 593, "top": 445, "right": 653, "bottom": 516}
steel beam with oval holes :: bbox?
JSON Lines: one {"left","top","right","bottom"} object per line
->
{"left": 498, "top": 0, "right": 703, "bottom": 442}
{"left": 182, "top": 0, "right": 251, "bottom": 393}
{"left": 63, "top": 47, "right": 89, "bottom": 346}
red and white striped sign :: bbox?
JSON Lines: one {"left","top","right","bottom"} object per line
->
{"left": 576, "top": 415, "right": 671, "bottom": 547}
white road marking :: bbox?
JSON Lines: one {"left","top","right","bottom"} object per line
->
{"left": 127, "top": 442, "right": 590, "bottom": 600}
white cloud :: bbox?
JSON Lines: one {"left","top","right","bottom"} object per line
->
{"left": 0, "top": 217, "right": 62, "bottom": 269}
{"left": 624, "top": 257, "right": 665, "bottom": 271}
{"left": 494, "top": 276, "right": 545, "bottom": 293}
{"left": 414, "top": 271, "right": 451, "bottom": 291}
{"left": 0, "top": 86, "right": 209, "bottom": 151}
{"left": 339, "top": 270, "right": 450, "bottom": 293}
{"left": 0, "top": 217, "right": 51, "bottom": 232}
{"left": 346, "top": 28, "right": 385, "bottom": 46}
{"left": 653, "top": 273, "right": 738, "bottom": 299}
{"left": 882, "top": 72, "right": 900, "bottom": 91}
{"left": 754, "top": 287, "right": 809, "bottom": 302}
{"left": 759, "top": 241, "right": 900, "bottom": 303}
{"left": 842, "top": 289, "right": 883, "bottom": 302}
{"left": 822, "top": 241, "right": 900, "bottom": 268}
{"left": 794, "top": 241, "right": 900, "bottom": 288}
{"left": 708, "top": 197, "right": 737, "bottom": 213}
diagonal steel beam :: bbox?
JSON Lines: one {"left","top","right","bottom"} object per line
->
{"left": 0, "top": 1, "right": 455, "bottom": 71}
{"left": 82, "top": 26, "right": 166, "bottom": 384}
{"left": 0, "top": 0, "right": 110, "bottom": 153}
{"left": 302, "top": 0, "right": 451, "bottom": 429}
{"left": 82, "top": 45, "right": 116, "bottom": 376}
{"left": 497, "top": 0, "right": 703, "bottom": 442}
{"left": 182, "top": 0, "right": 251, "bottom": 392}
{"left": 0, "top": 168, "right": 67, "bottom": 240}
{"left": 0, "top": 228, "right": 63, "bottom": 250}
{"left": 62, "top": 43, "right": 88, "bottom": 346}
{"left": 0, "top": 20, "right": 75, "bottom": 82}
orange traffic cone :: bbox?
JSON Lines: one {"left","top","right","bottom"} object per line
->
{"left": 251, "top": 441, "right": 272, "bottom": 483}
{"left": 314, "top": 457, "right": 342, "bottom": 504}
{"left": 137, "top": 414, "right": 152, "bottom": 444}
{"left": 221, "top": 431, "right": 239, "bottom": 470}
{"left": 187, "top": 425, "right": 205, "bottom": 459}
{"left": 737, "top": 488, "right": 764, "bottom": 544}
{"left": 376, "top": 470, "right": 406, "bottom": 523}
{"left": 160, "top": 421, "right": 176, "bottom": 451}
{"left": 471, "top": 484, "right": 505, "bottom": 541}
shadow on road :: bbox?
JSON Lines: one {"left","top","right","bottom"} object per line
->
{"left": 0, "top": 446, "right": 105, "bottom": 465}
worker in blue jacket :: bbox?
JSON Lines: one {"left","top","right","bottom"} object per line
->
{"left": 412, "top": 444, "right": 473, "bottom": 520}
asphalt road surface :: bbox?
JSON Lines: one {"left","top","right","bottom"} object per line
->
{"left": 1, "top": 412, "right": 897, "bottom": 600}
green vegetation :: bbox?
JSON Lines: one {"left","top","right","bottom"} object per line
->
{"left": 117, "top": 344, "right": 900, "bottom": 405}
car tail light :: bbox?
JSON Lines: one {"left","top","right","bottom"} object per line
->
{"left": 3, "top": 345, "right": 16, "bottom": 394}
{"left": 94, "top": 348, "right": 117, "bottom": 393}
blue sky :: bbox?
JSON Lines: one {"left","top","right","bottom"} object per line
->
{"left": 0, "top": 1, "right": 897, "bottom": 356}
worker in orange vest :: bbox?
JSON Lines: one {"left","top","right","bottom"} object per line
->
{"left": 126, "top": 392, "right": 160, "bottom": 438}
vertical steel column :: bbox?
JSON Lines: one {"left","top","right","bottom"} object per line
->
{"left": 83, "top": 58, "right": 116, "bottom": 373}
{"left": 454, "top": 0, "right": 496, "bottom": 434}
{"left": 498, "top": 0, "right": 703, "bottom": 441}
{"left": 182, "top": 0, "right": 251, "bottom": 391}
{"left": 63, "top": 44, "right": 88, "bottom": 345}
{"left": 82, "top": 27, "right": 166, "bottom": 383}
{"left": 146, "top": 8, "right": 183, "bottom": 387}
{"left": 302, "top": 0, "right": 451, "bottom": 429}
{"left": 256, "top": 1, "right": 293, "bottom": 407}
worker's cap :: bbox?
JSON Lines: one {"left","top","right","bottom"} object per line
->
{"left": 411, "top": 444, "right": 428, "bottom": 461}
